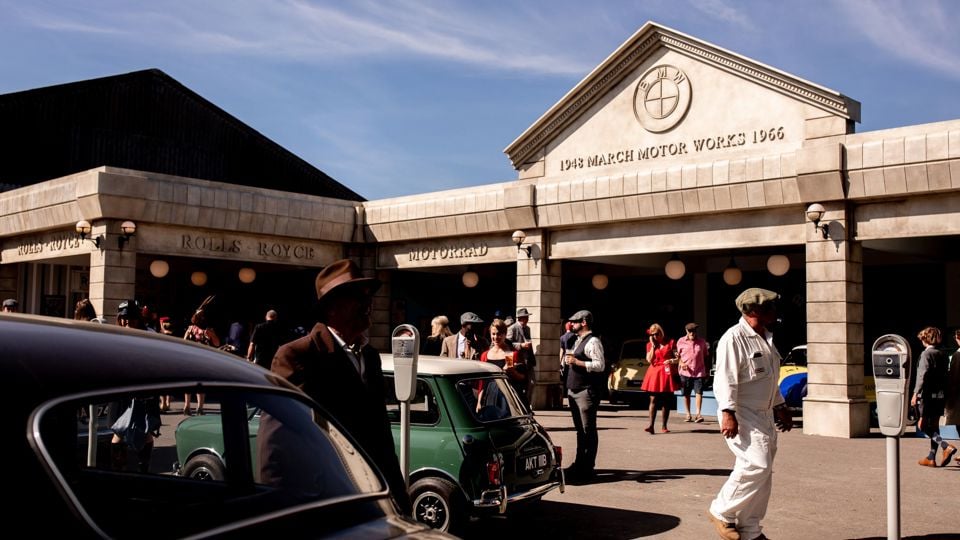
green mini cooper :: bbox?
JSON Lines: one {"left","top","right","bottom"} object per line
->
{"left": 380, "top": 355, "right": 564, "bottom": 533}
{"left": 174, "top": 355, "right": 563, "bottom": 534}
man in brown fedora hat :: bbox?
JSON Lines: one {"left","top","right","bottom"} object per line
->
{"left": 271, "top": 259, "right": 410, "bottom": 513}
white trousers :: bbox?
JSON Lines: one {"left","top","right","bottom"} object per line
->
{"left": 709, "top": 407, "right": 778, "bottom": 540}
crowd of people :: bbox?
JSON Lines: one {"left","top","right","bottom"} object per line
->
{"left": 5, "top": 271, "right": 960, "bottom": 539}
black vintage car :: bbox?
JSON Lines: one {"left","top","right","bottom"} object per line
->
{"left": 3, "top": 313, "right": 449, "bottom": 539}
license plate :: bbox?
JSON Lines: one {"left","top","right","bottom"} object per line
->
{"left": 522, "top": 453, "right": 548, "bottom": 471}
{"left": 626, "top": 379, "right": 643, "bottom": 387}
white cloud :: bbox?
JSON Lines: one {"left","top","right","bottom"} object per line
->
{"left": 7, "top": 0, "right": 597, "bottom": 76}
{"left": 837, "top": 0, "right": 960, "bottom": 79}
{"left": 687, "top": 0, "right": 754, "bottom": 30}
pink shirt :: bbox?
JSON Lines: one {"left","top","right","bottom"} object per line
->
{"left": 677, "top": 335, "right": 708, "bottom": 378}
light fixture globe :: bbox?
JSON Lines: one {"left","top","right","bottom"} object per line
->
{"left": 805, "top": 203, "right": 826, "bottom": 223}
{"left": 462, "top": 271, "right": 479, "bottom": 288}
{"left": 664, "top": 257, "right": 686, "bottom": 280}
{"left": 723, "top": 266, "right": 743, "bottom": 286}
{"left": 190, "top": 271, "right": 208, "bottom": 287}
{"left": 120, "top": 220, "right": 137, "bottom": 236}
{"left": 149, "top": 260, "right": 169, "bottom": 278}
{"left": 592, "top": 273, "right": 609, "bottom": 290}
{"left": 767, "top": 254, "right": 790, "bottom": 276}
{"left": 238, "top": 267, "right": 256, "bottom": 284}
{"left": 511, "top": 230, "right": 526, "bottom": 246}
{"left": 75, "top": 220, "right": 92, "bottom": 235}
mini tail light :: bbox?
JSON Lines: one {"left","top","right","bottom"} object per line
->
{"left": 486, "top": 459, "right": 501, "bottom": 486}
{"left": 554, "top": 446, "right": 562, "bottom": 467}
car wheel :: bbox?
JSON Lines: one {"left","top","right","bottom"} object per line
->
{"left": 182, "top": 454, "right": 225, "bottom": 481}
{"left": 410, "top": 477, "right": 465, "bottom": 534}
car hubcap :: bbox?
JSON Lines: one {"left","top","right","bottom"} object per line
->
{"left": 191, "top": 467, "right": 214, "bottom": 481}
{"left": 413, "top": 492, "right": 448, "bottom": 530}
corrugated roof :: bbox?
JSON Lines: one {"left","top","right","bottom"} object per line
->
{"left": 0, "top": 69, "right": 364, "bottom": 201}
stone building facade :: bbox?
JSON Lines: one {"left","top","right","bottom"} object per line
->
{"left": 2, "top": 23, "right": 958, "bottom": 438}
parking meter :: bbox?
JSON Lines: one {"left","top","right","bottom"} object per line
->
{"left": 392, "top": 325, "right": 419, "bottom": 401}
{"left": 871, "top": 334, "right": 911, "bottom": 437}
{"left": 391, "top": 324, "right": 419, "bottom": 487}
{"left": 870, "top": 333, "right": 911, "bottom": 540}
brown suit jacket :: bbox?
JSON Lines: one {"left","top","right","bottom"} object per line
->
{"left": 271, "top": 322, "right": 410, "bottom": 513}
{"left": 440, "top": 332, "right": 485, "bottom": 359}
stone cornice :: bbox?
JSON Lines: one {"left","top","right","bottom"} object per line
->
{"left": 504, "top": 22, "right": 860, "bottom": 170}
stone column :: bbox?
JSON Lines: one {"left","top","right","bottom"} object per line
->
{"left": 802, "top": 201, "right": 870, "bottom": 437}
{"left": 515, "top": 230, "right": 563, "bottom": 409}
{"left": 348, "top": 245, "right": 390, "bottom": 351}
{"left": 87, "top": 220, "right": 136, "bottom": 325}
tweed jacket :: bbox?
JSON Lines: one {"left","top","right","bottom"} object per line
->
{"left": 271, "top": 322, "right": 410, "bottom": 512}
{"left": 439, "top": 332, "right": 484, "bottom": 359}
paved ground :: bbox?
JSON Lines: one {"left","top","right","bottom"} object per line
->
{"left": 465, "top": 405, "right": 960, "bottom": 540}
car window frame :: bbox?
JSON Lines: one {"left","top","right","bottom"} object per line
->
{"left": 454, "top": 374, "right": 532, "bottom": 424}
{"left": 27, "top": 382, "right": 394, "bottom": 538}
{"left": 382, "top": 375, "right": 442, "bottom": 426}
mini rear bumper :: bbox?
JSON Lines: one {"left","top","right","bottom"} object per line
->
{"left": 473, "top": 477, "right": 563, "bottom": 514}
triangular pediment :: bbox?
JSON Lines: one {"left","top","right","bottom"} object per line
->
{"left": 504, "top": 22, "right": 860, "bottom": 171}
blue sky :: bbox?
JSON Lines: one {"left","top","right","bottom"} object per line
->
{"left": 2, "top": 0, "right": 959, "bottom": 199}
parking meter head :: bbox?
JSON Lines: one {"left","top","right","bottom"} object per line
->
{"left": 391, "top": 325, "right": 420, "bottom": 402}
{"left": 870, "top": 334, "right": 912, "bottom": 437}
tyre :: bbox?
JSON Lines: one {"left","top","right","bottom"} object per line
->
{"left": 182, "top": 454, "right": 225, "bottom": 481}
{"left": 409, "top": 476, "right": 466, "bottom": 534}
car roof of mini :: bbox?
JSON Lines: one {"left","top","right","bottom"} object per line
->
{"left": 1, "top": 313, "right": 291, "bottom": 410}
{"left": 379, "top": 354, "right": 504, "bottom": 376}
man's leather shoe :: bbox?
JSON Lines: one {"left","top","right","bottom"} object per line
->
{"left": 708, "top": 513, "right": 740, "bottom": 540}
{"left": 918, "top": 457, "right": 937, "bottom": 467}
{"left": 940, "top": 444, "right": 958, "bottom": 467}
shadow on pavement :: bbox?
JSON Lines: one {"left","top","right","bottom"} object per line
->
{"left": 564, "top": 467, "right": 731, "bottom": 486}
{"left": 460, "top": 499, "right": 680, "bottom": 539}
{"left": 546, "top": 426, "right": 627, "bottom": 432}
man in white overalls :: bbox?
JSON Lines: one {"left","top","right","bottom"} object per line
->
{"left": 708, "top": 288, "right": 793, "bottom": 540}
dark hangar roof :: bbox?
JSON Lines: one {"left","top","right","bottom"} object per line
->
{"left": 0, "top": 69, "right": 364, "bottom": 201}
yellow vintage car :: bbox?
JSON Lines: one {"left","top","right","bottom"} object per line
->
{"left": 607, "top": 339, "right": 651, "bottom": 404}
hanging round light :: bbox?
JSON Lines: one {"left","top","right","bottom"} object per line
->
{"left": 462, "top": 271, "right": 479, "bottom": 288}
{"left": 592, "top": 273, "right": 609, "bottom": 290}
{"left": 238, "top": 267, "right": 256, "bottom": 284}
{"left": 190, "top": 271, "right": 208, "bottom": 287}
{"left": 723, "top": 258, "right": 743, "bottom": 286}
{"left": 149, "top": 259, "right": 169, "bottom": 278}
{"left": 664, "top": 255, "right": 686, "bottom": 280}
{"left": 767, "top": 254, "right": 790, "bottom": 276}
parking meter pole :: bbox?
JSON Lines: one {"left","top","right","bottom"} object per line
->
{"left": 391, "top": 324, "right": 419, "bottom": 490}
{"left": 887, "top": 437, "right": 900, "bottom": 540}
{"left": 401, "top": 401, "right": 411, "bottom": 488}
{"left": 870, "top": 334, "right": 911, "bottom": 540}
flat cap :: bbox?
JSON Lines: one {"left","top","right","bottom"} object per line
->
{"left": 2, "top": 298, "right": 17, "bottom": 308}
{"left": 516, "top": 307, "right": 531, "bottom": 318}
{"left": 460, "top": 312, "right": 484, "bottom": 325}
{"left": 685, "top": 322, "right": 699, "bottom": 332}
{"left": 567, "top": 310, "right": 593, "bottom": 325}
{"left": 735, "top": 288, "right": 780, "bottom": 313}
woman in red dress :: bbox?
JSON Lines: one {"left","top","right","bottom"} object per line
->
{"left": 640, "top": 323, "right": 679, "bottom": 433}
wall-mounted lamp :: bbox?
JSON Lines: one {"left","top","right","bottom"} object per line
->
{"left": 118, "top": 220, "right": 137, "bottom": 249}
{"left": 664, "top": 254, "right": 686, "bottom": 280}
{"left": 722, "top": 257, "right": 742, "bottom": 286}
{"left": 462, "top": 270, "right": 479, "bottom": 288}
{"left": 805, "top": 203, "right": 829, "bottom": 239}
{"left": 75, "top": 220, "right": 103, "bottom": 249}
{"left": 511, "top": 230, "right": 533, "bottom": 258}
